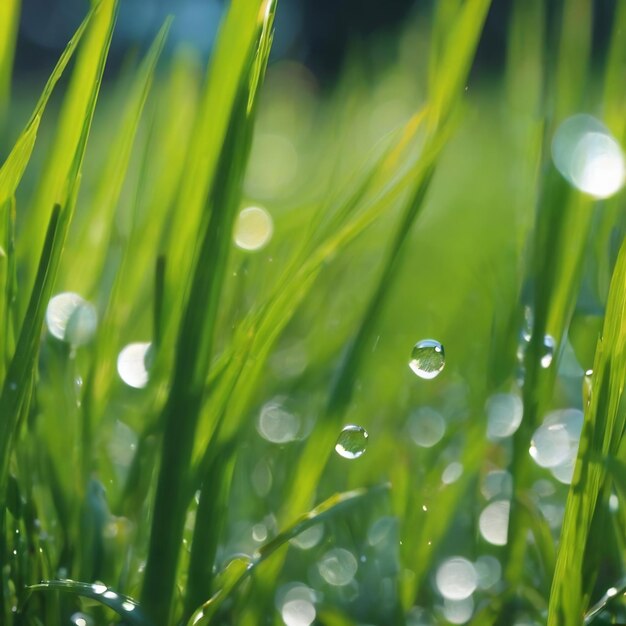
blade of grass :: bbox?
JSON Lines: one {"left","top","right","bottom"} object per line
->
{"left": 0, "top": 0, "right": 20, "bottom": 121}
{"left": 548, "top": 235, "right": 626, "bottom": 625}
{"left": 139, "top": 3, "right": 276, "bottom": 624}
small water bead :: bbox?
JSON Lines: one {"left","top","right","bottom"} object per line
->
{"left": 318, "top": 548, "right": 358, "bottom": 586}
{"left": 46, "top": 292, "right": 97, "bottom": 345}
{"left": 610, "top": 494, "right": 619, "bottom": 513}
{"left": 117, "top": 342, "right": 152, "bottom": 389}
{"left": 334, "top": 425, "right": 368, "bottom": 459}
{"left": 233, "top": 206, "right": 273, "bottom": 251}
{"left": 541, "top": 335, "right": 556, "bottom": 368}
{"left": 478, "top": 500, "right": 510, "bottom": 546}
{"left": 486, "top": 393, "right": 523, "bottom": 440}
{"left": 409, "top": 339, "right": 445, "bottom": 379}
{"left": 583, "top": 369, "right": 593, "bottom": 407}
{"left": 408, "top": 407, "right": 446, "bottom": 448}
{"left": 281, "top": 599, "right": 316, "bottom": 626}
{"left": 435, "top": 557, "right": 477, "bottom": 600}
{"left": 552, "top": 114, "right": 625, "bottom": 199}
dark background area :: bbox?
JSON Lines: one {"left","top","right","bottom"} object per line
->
{"left": 14, "top": 0, "right": 618, "bottom": 85}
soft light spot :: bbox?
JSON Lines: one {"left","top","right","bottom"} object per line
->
{"left": 233, "top": 206, "right": 273, "bottom": 251}
{"left": 257, "top": 398, "right": 300, "bottom": 444}
{"left": 435, "top": 557, "right": 477, "bottom": 600}
{"left": 479, "top": 500, "right": 510, "bottom": 546}
{"left": 103, "top": 590, "right": 117, "bottom": 600}
{"left": 610, "top": 494, "right": 619, "bottom": 512}
{"left": 486, "top": 393, "right": 523, "bottom": 440}
{"left": 252, "top": 523, "right": 268, "bottom": 543}
{"left": 91, "top": 583, "right": 106, "bottom": 595}
{"left": 318, "top": 548, "right": 358, "bottom": 586}
{"left": 481, "top": 470, "right": 512, "bottom": 501}
{"left": 290, "top": 524, "right": 323, "bottom": 550}
{"left": 552, "top": 114, "right": 625, "bottom": 199}
{"left": 442, "top": 462, "right": 463, "bottom": 485}
{"left": 443, "top": 597, "right": 474, "bottom": 624}
{"left": 474, "top": 555, "right": 501, "bottom": 590}
{"left": 408, "top": 407, "right": 446, "bottom": 448}
{"left": 46, "top": 292, "right": 97, "bottom": 345}
{"left": 117, "top": 342, "right": 152, "bottom": 389}
{"left": 281, "top": 599, "right": 316, "bottom": 626}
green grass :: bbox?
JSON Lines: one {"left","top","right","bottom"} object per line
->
{"left": 0, "top": 0, "right": 626, "bottom": 624}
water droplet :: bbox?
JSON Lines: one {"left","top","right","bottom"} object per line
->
{"left": 583, "top": 369, "right": 593, "bottom": 407}
{"left": 407, "top": 407, "right": 445, "bottom": 448}
{"left": 257, "top": 397, "right": 301, "bottom": 444}
{"left": 103, "top": 590, "right": 117, "bottom": 600}
{"left": 318, "top": 548, "right": 358, "bottom": 586}
{"left": 478, "top": 500, "right": 510, "bottom": 546}
{"left": 334, "top": 425, "right": 368, "bottom": 459}
{"left": 541, "top": 335, "right": 555, "bottom": 368}
{"left": 290, "top": 524, "right": 323, "bottom": 550}
{"left": 552, "top": 114, "right": 625, "bottom": 199}
{"left": 121, "top": 601, "right": 136, "bottom": 612}
{"left": 609, "top": 494, "right": 619, "bottom": 512}
{"left": 252, "top": 523, "right": 268, "bottom": 543}
{"left": 486, "top": 393, "right": 523, "bottom": 440}
{"left": 46, "top": 292, "right": 97, "bottom": 345}
{"left": 435, "top": 557, "right": 477, "bottom": 600}
{"left": 91, "top": 583, "right": 106, "bottom": 595}
{"left": 442, "top": 462, "right": 463, "bottom": 485}
{"left": 233, "top": 206, "right": 273, "bottom": 251}
{"left": 409, "top": 339, "right": 445, "bottom": 379}
{"left": 117, "top": 342, "right": 152, "bottom": 389}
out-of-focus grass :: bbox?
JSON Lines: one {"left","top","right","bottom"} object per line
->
{"left": 1, "top": 0, "right": 626, "bottom": 625}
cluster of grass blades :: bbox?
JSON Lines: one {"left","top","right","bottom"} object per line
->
{"left": 1, "top": 0, "right": 626, "bottom": 624}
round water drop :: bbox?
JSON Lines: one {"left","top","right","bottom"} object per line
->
{"left": 117, "top": 342, "right": 152, "bottom": 389}
{"left": 407, "top": 407, "right": 446, "bottom": 448}
{"left": 435, "top": 557, "right": 477, "bottom": 600}
{"left": 409, "top": 339, "right": 445, "bottom": 379}
{"left": 281, "top": 599, "right": 316, "bottom": 626}
{"left": 478, "top": 500, "right": 510, "bottom": 546}
{"left": 257, "top": 398, "right": 300, "bottom": 444}
{"left": 334, "top": 425, "right": 368, "bottom": 459}
{"left": 552, "top": 114, "right": 625, "bottom": 199}
{"left": 233, "top": 206, "right": 273, "bottom": 251}
{"left": 541, "top": 335, "right": 556, "bottom": 368}
{"left": 91, "top": 583, "right": 106, "bottom": 594}
{"left": 318, "top": 548, "right": 358, "bottom": 586}
{"left": 486, "top": 393, "right": 523, "bottom": 440}
{"left": 46, "top": 292, "right": 97, "bottom": 345}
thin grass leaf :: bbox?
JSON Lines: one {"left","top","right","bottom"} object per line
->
{"left": 27, "top": 579, "right": 153, "bottom": 626}
{"left": 186, "top": 484, "right": 389, "bottom": 626}
{"left": 0, "top": 6, "right": 95, "bottom": 206}
{"left": 0, "top": 0, "right": 20, "bottom": 118}
{"left": 548, "top": 236, "right": 626, "bottom": 625}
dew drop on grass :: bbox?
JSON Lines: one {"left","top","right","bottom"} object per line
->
{"left": 318, "top": 548, "right": 358, "bottom": 586}
{"left": 117, "top": 342, "right": 152, "bottom": 389}
{"left": 409, "top": 339, "right": 445, "bottom": 379}
{"left": 233, "top": 206, "right": 273, "bottom": 251}
{"left": 540, "top": 335, "right": 555, "bottom": 368}
{"left": 435, "top": 557, "right": 477, "bottom": 600}
{"left": 334, "top": 425, "right": 368, "bottom": 459}
{"left": 46, "top": 292, "right": 97, "bottom": 346}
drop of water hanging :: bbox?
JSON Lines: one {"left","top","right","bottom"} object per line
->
{"left": 334, "top": 425, "right": 368, "bottom": 459}
{"left": 409, "top": 339, "right": 445, "bottom": 379}
{"left": 117, "top": 342, "right": 152, "bottom": 389}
